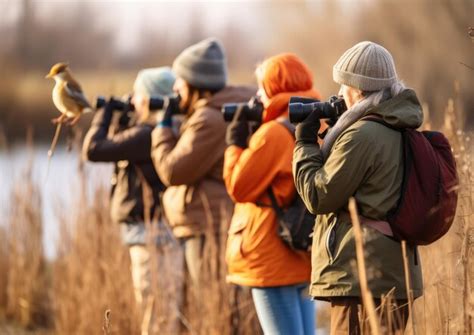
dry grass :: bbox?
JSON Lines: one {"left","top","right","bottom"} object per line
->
{"left": 0, "top": 145, "right": 262, "bottom": 334}
{"left": 0, "top": 79, "right": 471, "bottom": 334}
{"left": 411, "top": 97, "right": 474, "bottom": 334}
{"left": 4, "top": 154, "right": 50, "bottom": 330}
{"left": 348, "top": 198, "right": 381, "bottom": 335}
{"left": 52, "top": 184, "right": 140, "bottom": 335}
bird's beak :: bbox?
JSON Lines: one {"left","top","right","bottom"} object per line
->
{"left": 45, "top": 73, "right": 53, "bottom": 79}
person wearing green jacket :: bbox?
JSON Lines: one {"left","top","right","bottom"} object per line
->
{"left": 292, "top": 41, "right": 423, "bottom": 334}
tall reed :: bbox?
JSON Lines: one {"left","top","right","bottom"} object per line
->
{"left": 52, "top": 183, "right": 139, "bottom": 334}
{"left": 4, "top": 159, "right": 50, "bottom": 329}
{"left": 412, "top": 93, "right": 474, "bottom": 333}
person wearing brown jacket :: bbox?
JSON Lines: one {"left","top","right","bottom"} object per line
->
{"left": 82, "top": 67, "right": 176, "bottom": 322}
{"left": 151, "top": 38, "right": 254, "bottom": 283}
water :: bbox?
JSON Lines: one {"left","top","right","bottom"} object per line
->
{"left": 0, "top": 145, "right": 112, "bottom": 259}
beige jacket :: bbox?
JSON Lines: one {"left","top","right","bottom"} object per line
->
{"left": 151, "top": 86, "right": 255, "bottom": 238}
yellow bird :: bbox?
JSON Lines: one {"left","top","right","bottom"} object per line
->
{"left": 44, "top": 62, "right": 92, "bottom": 170}
{"left": 45, "top": 62, "right": 92, "bottom": 125}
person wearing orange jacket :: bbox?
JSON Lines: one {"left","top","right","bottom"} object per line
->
{"left": 224, "top": 53, "right": 322, "bottom": 335}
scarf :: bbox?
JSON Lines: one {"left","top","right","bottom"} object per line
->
{"left": 320, "top": 103, "right": 368, "bottom": 159}
{"left": 321, "top": 89, "right": 394, "bottom": 160}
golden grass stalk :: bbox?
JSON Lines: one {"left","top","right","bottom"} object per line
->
{"left": 52, "top": 184, "right": 140, "bottom": 334}
{"left": 348, "top": 197, "right": 381, "bottom": 335}
{"left": 102, "top": 309, "right": 111, "bottom": 335}
{"left": 5, "top": 157, "right": 50, "bottom": 329}
{"left": 401, "top": 240, "right": 416, "bottom": 334}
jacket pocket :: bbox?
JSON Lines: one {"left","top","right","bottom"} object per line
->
{"left": 325, "top": 217, "right": 338, "bottom": 264}
{"left": 162, "top": 186, "right": 188, "bottom": 226}
{"left": 226, "top": 217, "right": 248, "bottom": 262}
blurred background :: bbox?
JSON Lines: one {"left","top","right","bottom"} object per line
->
{"left": 1, "top": 0, "right": 473, "bottom": 144}
{"left": 0, "top": 1, "right": 472, "bottom": 333}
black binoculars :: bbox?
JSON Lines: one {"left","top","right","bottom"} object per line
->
{"left": 288, "top": 96, "right": 347, "bottom": 124}
{"left": 95, "top": 95, "right": 180, "bottom": 112}
{"left": 222, "top": 96, "right": 264, "bottom": 122}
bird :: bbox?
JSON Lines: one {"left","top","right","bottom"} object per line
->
{"left": 45, "top": 62, "right": 92, "bottom": 126}
{"left": 44, "top": 62, "right": 92, "bottom": 174}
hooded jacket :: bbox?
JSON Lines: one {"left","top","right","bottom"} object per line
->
{"left": 224, "top": 88, "right": 320, "bottom": 287}
{"left": 293, "top": 89, "right": 424, "bottom": 299}
{"left": 151, "top": 86, "right": 255, "bottom": 238}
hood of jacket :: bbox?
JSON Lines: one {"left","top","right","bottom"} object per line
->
{"left": 364, "top": 89, "right": 423, "bottom": 129}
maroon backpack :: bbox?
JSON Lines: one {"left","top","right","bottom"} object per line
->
{"left": 365, "top": 116, "right": 459, "bottom": 245}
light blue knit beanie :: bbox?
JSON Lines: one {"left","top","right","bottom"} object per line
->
{"left": 133, "top": 67, "right": 176, "bottom": 97}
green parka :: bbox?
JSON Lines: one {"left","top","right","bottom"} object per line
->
{"left": 293, "top": 89, "right": 423, "bottom": 300}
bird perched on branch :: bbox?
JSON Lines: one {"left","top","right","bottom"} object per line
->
{"left": 45, "top": 62, "right": 92, "bottom": 125}
{"left": 45, "top": 62, "right": 92, "bottom": 173}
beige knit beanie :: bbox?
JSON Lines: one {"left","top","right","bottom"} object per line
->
{"left": 333, "top": 41, "right": 397, "bottom": 91}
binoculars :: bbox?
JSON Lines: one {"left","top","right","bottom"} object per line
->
{"left": 288, "top": 96, "right": 347, "bottom": 124}
{"left": 222, "top": 96, "right": 264, "bottom": 122}
{"left": 95, "top": 95, "right": 180, "bottom": 112}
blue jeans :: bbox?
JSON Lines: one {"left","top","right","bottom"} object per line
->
{"left": 251, "top": 284, "right": 315, "bottom": 335}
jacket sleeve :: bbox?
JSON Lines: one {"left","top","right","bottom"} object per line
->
{"left": 224, "top": 124, "right": 289, "bottom": 203}
{"left": 151, "top": 111, "right": 226, "bottom": 187}
{"left": 82, "top": 108, "right": 152, "bottom": 163}
{"left": 292, "top": 127, "right": 375, "bottom": 214}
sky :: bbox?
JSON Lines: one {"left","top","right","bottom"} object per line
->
{"left": 1, "top": 0, "right": 364, "bottom": 55}
{"left": 1, "top": 0, "right": 270, "bottom": 55}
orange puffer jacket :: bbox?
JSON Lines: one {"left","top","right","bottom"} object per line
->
{"left": 224, "top": 90, "right": 319, "bottom": 287}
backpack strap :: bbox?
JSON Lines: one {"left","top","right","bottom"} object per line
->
{"left": 275, "top": 117, "right": 296, "bottom": 138}
{"left": 361, "top": 114, "right": 412, "bottom": 249}
{"left": 267, "top": 187, "right": 294, "bottom": 243}
{"left": 268, "top": 118, "right": 295, "bottom": 230}
{"left": 266, "top": 117, "right": 295, "bottom": 214}
{"left": 263, "top": 117, "right": 295, "bottom": 215}
{"left": 267, "top": 187, "right": 285, "bottom": 219}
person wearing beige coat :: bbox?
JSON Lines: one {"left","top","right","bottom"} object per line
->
{"left": 151, "top": 38, "right": 254, "bottom": 283}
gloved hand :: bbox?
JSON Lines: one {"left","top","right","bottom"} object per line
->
{"left": 226, "top": 106, "right": 249, "bottom": 148}
{"left": 157, "top": 96, "right": 180, "bottom": 128}
{"left": 295, "top": 110, "right": 321, "bottom": 144}
{"left": 93, "top": 96, "right": 116, "bottom": 128}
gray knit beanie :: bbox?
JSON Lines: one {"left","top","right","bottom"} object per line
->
{"left": 134, "top": 67, "right": 176, "bottom": 97}
{"left": 172, "top": 38, "right": 227, "bottom": 91}
{"left": 333, "top": 41, "right": 397, "bottom": 91}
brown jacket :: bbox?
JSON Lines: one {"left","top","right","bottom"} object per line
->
{"left": 83, "top": 108, "right": 164, "bottom": 224}
{"left": 151, "top": 86, "right": 255, "bottom": 238}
